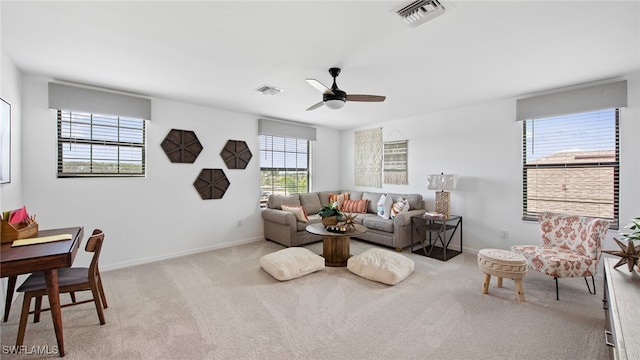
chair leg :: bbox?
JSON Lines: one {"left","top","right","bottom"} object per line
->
{"left": 16, "top": 293, "right": 33, "bottom": 347}
{"left": 97, "top": 273, "right": 108, "bottom": 309}
{"left": 555, "top": 277, "right": 560, "bottom": 301}
{"left": 33, "top": 296, "right": 43, "bottom": 323}
{"left": 69, "top": 291, "right": 77, "bottom": 303}
{"left": 584, "top": 276, "right": 596, "bottom": 295}
{"left": 90, "top": 285, "right": 106, "bottom": 325}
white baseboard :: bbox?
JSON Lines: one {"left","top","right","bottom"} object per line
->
{"left": 101, "top": 236, "right": 264, "bottom": 272}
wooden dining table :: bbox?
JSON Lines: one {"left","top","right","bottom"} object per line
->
{"left": 1, "top": 226, "right": 84, "bottom": 357}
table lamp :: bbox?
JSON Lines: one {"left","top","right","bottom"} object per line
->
{"left": 427, "top": 173, "right": 457, "bottom": 217}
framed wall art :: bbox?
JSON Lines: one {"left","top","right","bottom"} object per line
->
{"left": 1, "top": 98, "right": 10, "bottom": 184}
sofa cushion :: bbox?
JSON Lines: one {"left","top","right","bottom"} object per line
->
{"left": 268, "top": 194, "right": 300, "bottom": 210}
{"left": 347, "top": 248, "right": 415, "bottom": 285}
{"left": 260, "top": 247, "right": 325, "bottom": 281}
{"left": 297, "top": 214, "right": 322, "bottom": 231}
{"left": 281, "top": 205, "right": 308, "bottom": 222}
{"left": 362, "top": 192, "right": 382, "bottom": 214}
{"left": 362, "top": 215, "right": 394, "bottom": 233}
{"left": 298, "top": 192, "right": 322, "bottom": 215}
{"left": 348, "top": 191, "right": 363, "bottom": 200}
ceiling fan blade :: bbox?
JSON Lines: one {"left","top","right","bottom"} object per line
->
{"left": 306, "top": 79, "right": 334, "bottom": 95}
{"left": 306, "top": 101, "right": 325, "bottom": 111}
{"left": 346, "top": 94, "right": 386, "bottom": 102}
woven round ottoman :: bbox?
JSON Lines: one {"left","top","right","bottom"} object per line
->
{"left": 477, "top": 248, "right": 528, "bottom": 302}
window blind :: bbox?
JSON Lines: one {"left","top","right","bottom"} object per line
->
{"left": 522, "top": 108, "right": 618, "bottom": 227}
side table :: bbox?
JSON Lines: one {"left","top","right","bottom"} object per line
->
{"left": 410, "top": 215, "right": 462, "bottom": 261}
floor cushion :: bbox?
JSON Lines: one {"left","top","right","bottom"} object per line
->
{"left": 260, "top": 247, "right": 325, "bottom": 281}
{"left": 347, "top": 248, "right": 415, "bottom": 285}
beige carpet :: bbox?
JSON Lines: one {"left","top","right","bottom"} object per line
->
{"left": 0, "top": 240, "right": 608, "bottom": 360}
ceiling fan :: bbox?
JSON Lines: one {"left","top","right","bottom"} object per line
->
{"left": 305, "top": 68, "right": 386, "bottom": 111}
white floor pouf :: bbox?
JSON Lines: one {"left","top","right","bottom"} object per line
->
{"left": 260, "top": 247, "right": 325, "bottom": 281}
{"left": 347, "top": 248, "right": 415, "bottom": 285}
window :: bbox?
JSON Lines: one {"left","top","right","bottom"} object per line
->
{"left": 522, "top": 108, "right": 619, "bottom": 227}
{"left": 57, "top": 110, "right": 146, "bottom": 177}
{"left": 259, "top": 135, "right": 309, "bottom": 206}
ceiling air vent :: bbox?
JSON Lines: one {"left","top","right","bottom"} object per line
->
{"left": 395, "top": 0, "right": 446, "bottom": 27}
{"left": 256, "top": 85, "right": 284, "bottom": 96}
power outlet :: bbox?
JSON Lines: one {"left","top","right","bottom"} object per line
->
{"left": 500, "top": 230, "right": 509, "bottom": 239}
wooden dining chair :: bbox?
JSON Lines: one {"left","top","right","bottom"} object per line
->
{"left": 15, "top": 229, "right": 108, "bottom": 346}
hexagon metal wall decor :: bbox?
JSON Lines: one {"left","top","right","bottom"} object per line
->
{"left": 193, "top": 168, "right": 230, "bottom": 200}
{"left": 161, "top": 129, "right": 203, "bottom": 163}
{"left": 220, "top": 140, "right": 252, "bottom": 169}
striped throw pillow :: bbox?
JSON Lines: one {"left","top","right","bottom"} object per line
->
{"left": 328, "top": 193, "right": 350, "bottom": 209}
{"left": 340, "top": 199, "right": 368, "bottom": 213}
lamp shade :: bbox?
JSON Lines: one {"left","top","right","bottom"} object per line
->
{"left": 427, "top": 174, "right": 457, "bottom": 191}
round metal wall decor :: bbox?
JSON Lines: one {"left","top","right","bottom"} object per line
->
{"left": 161, "top": 129, "right": 203, "bottom": 163}
{"left": 193, "top": 168, "right": 230, "bottom": 200}
{"left": 220, "top": 140, "right": 252, "bottom": 169}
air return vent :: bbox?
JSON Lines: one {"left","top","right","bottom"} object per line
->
{"left": 256, "top": 85, "right": 284, "bottom": 95}
{"left": 395, "top": 0, "right": 446, "bottom": 27}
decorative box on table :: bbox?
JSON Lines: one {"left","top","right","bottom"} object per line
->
{"left": 1, "top": 218, "right": 38, "bottom": 243}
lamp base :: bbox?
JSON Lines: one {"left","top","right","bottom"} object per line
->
{"left": 435, "top": 191, "right": 451, "bottom": 218}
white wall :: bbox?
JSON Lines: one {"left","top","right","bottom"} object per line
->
{"left": 340, "top": 71, "right": 640, "bottom": 255}
{"left": 0, "top": 50, "right": 24, "bottom": 320}
{"left": 18, "top": 75, "right": 343, "bottom": 272}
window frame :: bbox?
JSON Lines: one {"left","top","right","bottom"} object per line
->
{"left": 521, "top": 108, "right": 619, "bottom": 229}
{"left": 57, "top": 110, "right": 146, "bottom": 178}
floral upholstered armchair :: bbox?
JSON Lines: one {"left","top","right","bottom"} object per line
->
{"left": 511, "top": 212, "right": 609, "bottom": 300}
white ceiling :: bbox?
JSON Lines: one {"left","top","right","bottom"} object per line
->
{"left": 2, "top": 1, "right": 639, "bottom": 130}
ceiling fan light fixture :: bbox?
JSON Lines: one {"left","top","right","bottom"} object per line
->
{"left": 324, "top": 99, "right": 346, "bottom": 110}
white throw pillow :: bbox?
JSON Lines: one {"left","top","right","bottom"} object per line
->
{"left": 260, "top": 247, "right": 325, "bottom": 281}
{"left": 376, "top": 194, "right": 393, "bottom": 220}
{"left": 347, "top": 248, "right": 415, "bottom": 285}
{"left": 281, "top": 205, "right": 309, "bottom": 222}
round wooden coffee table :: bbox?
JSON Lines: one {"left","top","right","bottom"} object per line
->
{"left": 306, "top": 223, "right": 367, "bottom": 267}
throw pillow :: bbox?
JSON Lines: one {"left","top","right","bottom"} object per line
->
{"left": 390, "top": 198, "right": 410, "bottom": 219}
{"left": 341, "top": 199, "right": 368, "bottom": 214}
{"left": 376, "top": 194, "right": 393, "bottom": 220}
{"left": 281, "top": 205, "right": 309, "bottom": 222}
{"left": 328, "top": 192, "right": 350, "bottom": 210}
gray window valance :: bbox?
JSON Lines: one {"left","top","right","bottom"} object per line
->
{"left": 516, "top": 80, "right": 627, "bottom": 121}
{"left": 48, "top": 82, "right": 151, "bottom": 120}
{"left": 258, "top": 118, "right": 316, "bottom": 141}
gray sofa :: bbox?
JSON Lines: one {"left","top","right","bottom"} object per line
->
{"left": 262, "top": 190, "right": 425, "bottom": 250}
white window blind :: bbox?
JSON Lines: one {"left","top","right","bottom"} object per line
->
{"left": 522, "top": 108, "right": 618, "bottom": 227}
{"left": 58, "top": 111, "right": 146, "bottom": 177}
{"left": 259, "top": 135, "right": 309, "bottom": 204}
